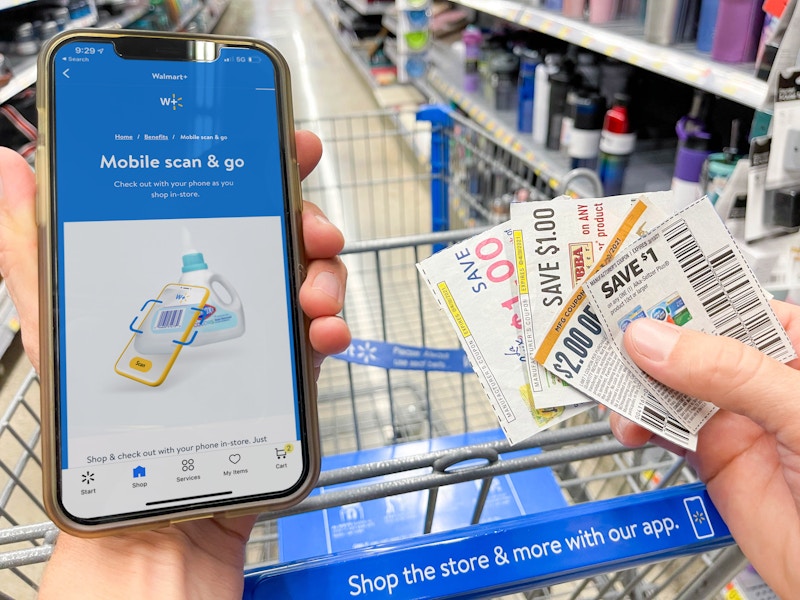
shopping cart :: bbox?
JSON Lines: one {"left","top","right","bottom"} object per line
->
{"left": 0, "top": 105, "right": 748, "bottom": 599}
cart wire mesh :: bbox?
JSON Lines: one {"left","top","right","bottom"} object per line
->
{"left": 0, "top": 105, "right": 748, "bottom": 599}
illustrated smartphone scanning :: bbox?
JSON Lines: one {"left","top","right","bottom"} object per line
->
{"left": 114, "top": 283, "right": 210, "bottom": 386}
{"left": 37, "top": 30, "right": 319, "bottom": 535}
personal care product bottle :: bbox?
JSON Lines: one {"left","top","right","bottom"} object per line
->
{"left": 700, "top": 120, "right": 741, "bottom": 204}
{"left": 711, "top": 0, "right": 765, "bottom": 63}
{"left": 569, "top": 92, "right": 605, "bottom": 169}
{"left": 563, "top": 0, "right": 586, "bottom": 18}
{"left": 673, "top": 135, "right": 712, "bottom": 208}
{"left": 575, "top": 52, "right": 600, "bottom": 90}
{"left": 589, "top": 0, "right": 618, "bottom": 23}
{"left": 560, "top": 90, "right": 580, "bottom": 154}
{"left": 598, "top": 59, "right": 631, "bottom": 107}
{"left": 547, "top": 57, "right": 575, "bottom": 151}
{"left": 533, "top": 53, "right": 560, "bottom": 147}
{"left": 178, "top": 251, "right": 245, "bottom": 345}
{"left": 597, "top": 93, "right": 635, "bottom": 195}
{"left": 644, "top": 0, "right": 680, "bottom": 45}
{"left": 490, "top": 52, "right": 519, "bottom": 112}
{"left": 696, "top": 0, "right": 720, "bottom": 52}
{"left": 672, "top": 92, "right": 713, "bottom": 209}
{"left": 479, "top": 37, "right": 503, "bottom": 99}
{"left": 462, "top": 25, "right": 482, "bottom": 93}
{"left": 515, "top": 48, "right": 540, "bottom": 133}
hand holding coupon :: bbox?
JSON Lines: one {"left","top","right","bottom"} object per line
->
{"left": 417, "top": 193, "right": 796, "bottom": 451}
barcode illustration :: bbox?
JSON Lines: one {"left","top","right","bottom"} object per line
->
{"left": 155, "top": 308, "right": 184, "bottom": 330}
{"left": 664, "top": 220, "right": 792, "bottom": 362}
{"left": 639, "top": 391, "right": 691, "bottom": 447}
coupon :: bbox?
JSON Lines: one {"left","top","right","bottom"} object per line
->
{"left": 510, "top": 191, "right": 675, "bottom": 409}
{"left": 416, "top": 223, "right": 591, "bottom": 445}
{"left": 530, "top": 198, "right": 699, "bottom": 450}
{"left": 584, "top": 197, "right": 797, "bottom": 426}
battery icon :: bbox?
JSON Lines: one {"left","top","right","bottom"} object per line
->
{"left": 683, "top": 496, "right": 715, "bottom": 539}
{"left": 247, "top": 56, "right": 262, "bottom": 63}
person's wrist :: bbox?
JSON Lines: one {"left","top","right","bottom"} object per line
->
{"left": 40, "top": 519, "right": 253, "bottom": 599}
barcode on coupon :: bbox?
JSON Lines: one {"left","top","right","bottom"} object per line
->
{"left": 664, "top": 220, "right": 792, "bottom": 361}
{"left": 639, "top": 391, "right": 691, "bottom": 447}
{"left": 155, "top": 308, "right": 184, "bottom": 330}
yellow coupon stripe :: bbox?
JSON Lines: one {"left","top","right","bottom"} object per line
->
{"left": 513, "top": 230, "right": 528, "bottom": 295}
{"left": 438, "top": 282, "right": 471, "bottom": 338}
{"left": 535, "top": 200, "right": 648, "bottom": 362}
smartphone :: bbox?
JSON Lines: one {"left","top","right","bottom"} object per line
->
{"left": 36, "top": 29, "right": 319, "bottom": 535}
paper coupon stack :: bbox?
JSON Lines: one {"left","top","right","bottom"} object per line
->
{"left": 417, "top": 193, "right": 796, "bottom": 450}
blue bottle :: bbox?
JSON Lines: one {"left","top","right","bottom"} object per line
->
{"left": 515, "top": 48, "right": 540, "bottom": 134}
{"left": 697, "top": 0, "right": 720, "bottom": 52}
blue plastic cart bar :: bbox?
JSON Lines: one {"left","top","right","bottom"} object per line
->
{"left": 417, "top": 105, "right": 452, "bottom": 235}
{"left": 243, "top": 482, "right": 732, "bottom": 599}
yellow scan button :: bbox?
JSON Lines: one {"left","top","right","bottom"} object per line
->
{"left": 130, "top": 357, "right": 152, "bottom": 372}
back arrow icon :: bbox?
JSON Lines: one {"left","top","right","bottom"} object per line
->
{"left": 62, "top": 68, "right": 70, "bottom": 78}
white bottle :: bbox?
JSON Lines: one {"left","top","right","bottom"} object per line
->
{"left": 178, "top": 251, "right": 245, "bottom": 346}
{"left": 533, "top": 54, "right": 559, "bottom": 147}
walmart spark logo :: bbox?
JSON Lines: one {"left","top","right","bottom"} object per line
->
{"left": 160, "top": 93, "right": 183, "bottom": 110}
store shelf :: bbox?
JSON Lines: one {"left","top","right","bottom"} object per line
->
{"left": 342, "top": 0, "right": 393, "bottom": 16}
{"left": 314, "top": 0, "right": 424, "bottom": 107}
{"left": 425, "top": 42, "right": 593, "bottom": 198}
{"left": 448, "top": 0, "right": 769, "bottom": 110}
{"left": 96, "top": 2, "right": 151, "bottom": 28}
{"left": 0, "top": 1, "right": 206, "bottom": 107}
{"left": 424, "top": 40, "right": 675, "bottom": 197}
{"left": 0, "top": 12, "right": 98, "bottom": 106}
{"left": 381, "top": 11, "right": 398, "bottom": 35}
{"left": 316, "top": 0, "right": 384, "bottom": 85}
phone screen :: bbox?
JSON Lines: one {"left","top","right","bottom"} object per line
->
{"left": 46, "top": 36, "right": 311, "bottom": 524}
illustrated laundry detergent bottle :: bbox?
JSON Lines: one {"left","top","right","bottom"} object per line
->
{"left": 178, "top": 251, "right": 245, "bottom": 345}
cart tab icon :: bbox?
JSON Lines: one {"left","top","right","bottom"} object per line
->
{"left": 683, "top": 495, "right": 714, "bottom": 539}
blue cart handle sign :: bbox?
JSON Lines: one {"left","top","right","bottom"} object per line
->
{"left": 244, "top": 483, "right": 732, "bottom": 599}
{"left": 333, "top": 338, "right": 472, "bottom": 374}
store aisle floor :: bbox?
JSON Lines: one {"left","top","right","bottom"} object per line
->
{"left": 214, "top": 0, "right": 381, "bottom": 120}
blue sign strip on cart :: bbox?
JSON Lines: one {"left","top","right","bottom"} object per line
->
{"left": 243, "top": 483, "right": 732, "bottom": 599}
{"left": 332, "top": 338, "right": 472, "bottom": 373}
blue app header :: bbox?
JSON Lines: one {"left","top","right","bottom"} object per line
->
{"left": 53, "top": 42, "right": 287, "bottom": 223}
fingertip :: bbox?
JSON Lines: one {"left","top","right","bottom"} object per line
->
{"left": 310, "top": 270, "right": 344, "bottom": 305}
{"left": 299, "top": 257, "right": 347, "bottom": 318}
{"left": 609, "top": 413, "right": 653, "bottom": 447}
{"left": 295, "top": 130, "right": 322, "bottom": 180}
{"left": 302, "top": 204, "right": 345, "bottom": 258}
{"left": 309, "top": 316, "right": 351, "bottom": 357}
{"left": 623, "top": 318, "right": 681, "bottom": 364}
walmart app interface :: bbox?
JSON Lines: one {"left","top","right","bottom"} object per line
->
{"left": 53, "top": 40, "right": 304, "bottom": 520}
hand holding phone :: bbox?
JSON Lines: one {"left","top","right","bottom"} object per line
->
{"left": 0, "top": 126, "right": 350, "bottom": 598}
{"left": 37, "top": 30, "right": 322, "bottom": 535}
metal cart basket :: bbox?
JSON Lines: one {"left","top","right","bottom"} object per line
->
{"left": 0, "top": 106, "right": 750, "bottom": 599}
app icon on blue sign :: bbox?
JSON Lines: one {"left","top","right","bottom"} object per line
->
{"left": 683, "top": 495, "right": 714, "bottom": 539}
